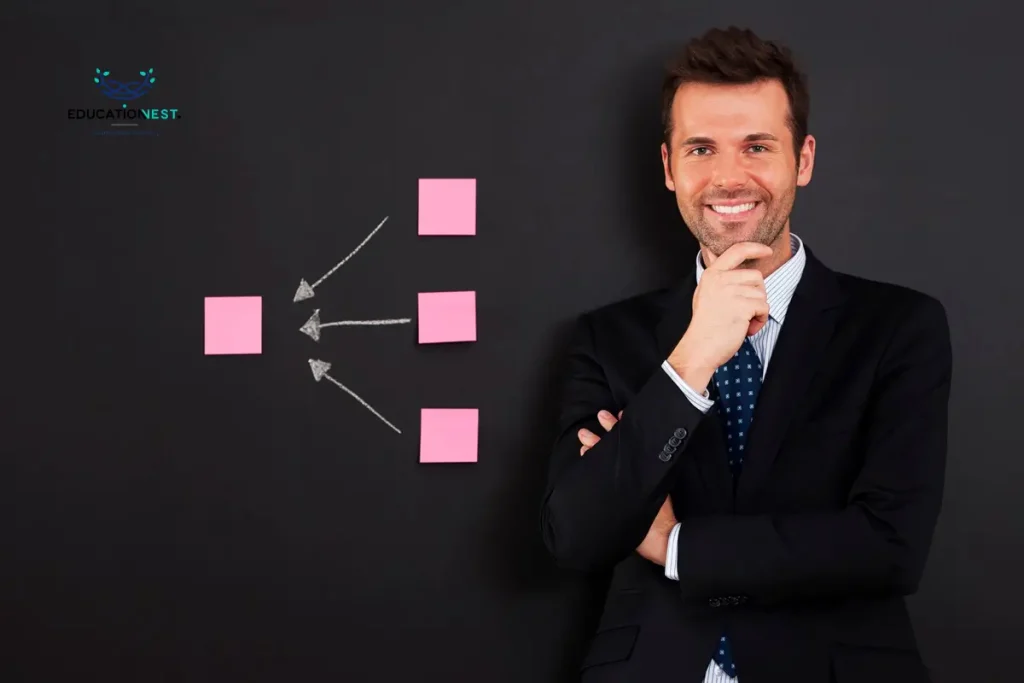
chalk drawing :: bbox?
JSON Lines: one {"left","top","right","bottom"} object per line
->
{"left": 293, "top": 215, "right": 389, "bottom": 302}
{"left": 300, "top": 308, "right": 412, "bottom": 342}
{"left": 307, "top": 359, "right": 402, "bottom": 434}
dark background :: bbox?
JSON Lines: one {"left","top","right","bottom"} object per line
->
{"left": 3, "top": 1, "right": 1021, "bottom": 681}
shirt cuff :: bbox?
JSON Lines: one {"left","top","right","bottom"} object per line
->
{"left": 664, "top": 522, "right": 681, "bottom": 581}
{"left": 661, "top": 361, "right": 714, "bottom": 413}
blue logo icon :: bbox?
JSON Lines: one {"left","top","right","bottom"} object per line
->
{"left": 74, "top": 65, "right": 180, "bottom": 133}
{"left": 93, "top": 68, "right": 156, "bottom": 108}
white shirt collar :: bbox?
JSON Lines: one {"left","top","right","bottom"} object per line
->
{"left": 695, "top": 233, "right": 807, "bottom": 324}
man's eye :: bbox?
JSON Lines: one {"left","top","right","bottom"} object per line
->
{"left": 691, "top": 147, "right": 710, "bottom": 156}
{"left": 749, "top": 144, "right": 767, "bottom": 153}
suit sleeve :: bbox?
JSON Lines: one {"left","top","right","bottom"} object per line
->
{"left": 660, "top": 361, "right": 715, "bottom": 581}
{"left": 540, "top": 313, "right": 711, "bottom": 573}
{"left": 672, "top": 296, "right": 952, "bottom": 605}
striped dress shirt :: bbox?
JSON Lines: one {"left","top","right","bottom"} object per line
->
{"left": 658, "top": 232, "right": 807, "bottom": 683}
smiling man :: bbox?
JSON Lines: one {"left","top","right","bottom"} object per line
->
{"left": 665, "top": 75, "right": 807, "bottom": 276}
{"left": 540, "top": 27, "right": 952, "bottom": 683}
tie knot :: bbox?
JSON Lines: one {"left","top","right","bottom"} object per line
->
{"left": 715, "top": 338, "right": 763, "bottom": 377}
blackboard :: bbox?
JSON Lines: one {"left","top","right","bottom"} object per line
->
{"left": 4, "top": 2, "right": 1022, "bottom": 681}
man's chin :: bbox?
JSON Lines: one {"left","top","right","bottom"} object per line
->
{"left": 704, "top": 219, "right": 784, "bottom": 252}
{"left": 703, "top": 229, "right": 765, "bottom": 255}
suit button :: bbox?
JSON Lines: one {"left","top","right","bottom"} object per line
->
{"left": 668, "top": 436, "right": 681, "bottom": 447}
{"left": 673, "top": 428, "right": 687, "bottom": 439}
{"left": 709, "top": 597, "right": 722, "bottom": 607}
{"left": 658, "top": 448, "right": 673, "bottom": 462}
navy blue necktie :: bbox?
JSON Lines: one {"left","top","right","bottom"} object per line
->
{"left": 710, "top": 336, "right": 763, "bottom": 677}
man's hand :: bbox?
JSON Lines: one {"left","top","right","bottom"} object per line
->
{"left": 578, "top": 410, "right": 677, "bottom": 567}
{"left": 577, "top": 409, "right": 621, "bottom": 456}
{"left": 667, "top": 241, "right": 772, "bottom": 393}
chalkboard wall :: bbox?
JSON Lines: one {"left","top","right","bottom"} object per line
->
{"left": 4, "top": 1, "right": 1022, "bottom": 681}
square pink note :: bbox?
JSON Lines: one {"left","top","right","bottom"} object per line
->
{"left": 418, "top": 291, "right": 476, "bottom": 344}
{"left": 204, "top": 296, "right": 262, "bottom": 355}
{"left": 420, "top": 408, "right": 479, "bottom": 463}
{"left": 418, "top": 178, "right": 476, "bottom": 236}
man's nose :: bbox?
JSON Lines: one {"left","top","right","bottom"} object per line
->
{"left": 711, "top": 153, "right": 748, "bottom": 190}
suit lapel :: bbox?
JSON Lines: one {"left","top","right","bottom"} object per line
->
{"left": 653, "top": 269, "right": 696, "bottom": 361}
{"left": 654, "top": 269, "right": 735, "bottom": 508}
{"left": 735, "top": 247, "right": 847, "bottom": 506}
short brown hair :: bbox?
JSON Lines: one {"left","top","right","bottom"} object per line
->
{"left": 661, "top": 26, "right": 810, "bottom": 160}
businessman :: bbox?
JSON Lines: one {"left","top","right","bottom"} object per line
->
{"left": 540, "top": 26, "right": 951, "bottom": 683}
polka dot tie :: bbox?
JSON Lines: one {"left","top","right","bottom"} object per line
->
{"left": 713, "top": 337, "right": 763, "bottom": 478}
{"left": 710, "top": 336, "right": 763, "bottom": 677}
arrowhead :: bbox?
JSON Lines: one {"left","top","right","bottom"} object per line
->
{"left": 299, "top": 309, "right": 322, "bottom": 341}
{"left": 293, "top": 279, "right": 315, "bottom": 302}
{"left": 308, "top": 359, "right": 331, "bottom": 381}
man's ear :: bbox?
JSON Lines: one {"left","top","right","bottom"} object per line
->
{"left": 661, "top": 142, "right": 675, "bottom": 191}
{"left": 796, "top": 134, "right": 815, "bottom": 187}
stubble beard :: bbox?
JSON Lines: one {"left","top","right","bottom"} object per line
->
{"left": 684, "top": 185, "right": 795, "bottom": 260}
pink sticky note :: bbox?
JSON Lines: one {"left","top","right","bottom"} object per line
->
{"left": 418, "top": 178, "right": 476, "bottom": 236}
{"left": 418, "top": 291, "right": 476, "bottom": 344}
{"left": 420, "top": 408, "right": 479, "bottom": 463}
{"left": 204, "top": 296, "right": 262, "bottom": 355}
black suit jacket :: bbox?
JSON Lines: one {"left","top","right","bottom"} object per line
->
{"left": 540, "top": 246, "right": 952, "bottom": 683}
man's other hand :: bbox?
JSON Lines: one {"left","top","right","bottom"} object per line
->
{"left": 578, "top": 410, "right": 677, "bottom": 567}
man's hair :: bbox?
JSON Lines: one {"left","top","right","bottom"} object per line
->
{"left": 660, "top": 26, "right": 810, "bottom": 160}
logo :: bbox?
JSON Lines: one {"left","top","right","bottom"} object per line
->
{"left": 95, "top": 67, "right": 156, "bottom": 103}
{"left": 69, "top": 66, "right": 183, "bottom": 136}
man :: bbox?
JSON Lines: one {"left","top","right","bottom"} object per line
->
{"left": 540, "top": 26, "right": 951, "bottom": 683}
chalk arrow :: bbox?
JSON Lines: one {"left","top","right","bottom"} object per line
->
{"left": 299, "top": 309, "right": 412, "bottom": 342}
{"left": 309, "top": 358, "right": 332, "bottom": 381}
{"left": 293, "top": 215, "right": 389, "bottom": 302}
{"left": 307, "top": 358, "right": 402, "bottom": 434}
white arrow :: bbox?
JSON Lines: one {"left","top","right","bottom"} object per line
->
{"left": 293, "top": 215, "right": 389, "bottom": 302}
{"left": 307, "top": 359, "right": 402, "bottom": 434}
{"left": 299, "top": 309, "right": 412, "bottom": 342}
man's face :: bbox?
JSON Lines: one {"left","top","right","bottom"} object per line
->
{"left": 660, "top": 79, "right": 815, "bottom": 258}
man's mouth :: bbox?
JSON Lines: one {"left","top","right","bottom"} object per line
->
{"left": 707, "top": 201, "right": 760, "bottom": 215}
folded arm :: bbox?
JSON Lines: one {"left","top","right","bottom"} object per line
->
{"left": 539, "top": 313, "right": 710, "bottom": 573}
{"left": 671, "top": 297, "right": 952, "bottom": 605}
